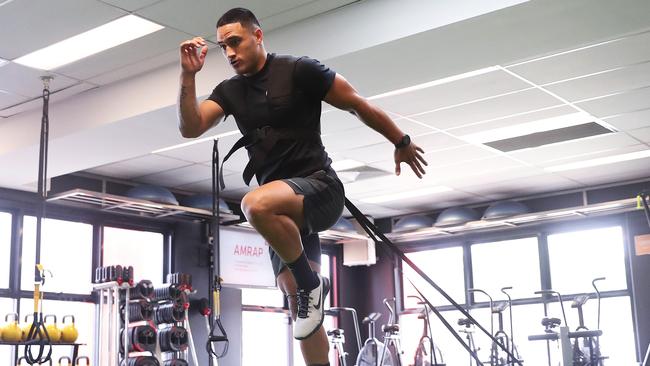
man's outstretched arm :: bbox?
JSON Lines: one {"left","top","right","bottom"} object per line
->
{"left": 323, "top": 74, "right": 428, "bottom": 178}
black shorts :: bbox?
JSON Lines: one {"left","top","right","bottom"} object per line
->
{"left": 269, "top": 169, "right": 345, "bottom": 277}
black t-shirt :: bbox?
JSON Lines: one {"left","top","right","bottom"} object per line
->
{"left": 208, "top": 53, "right": 336, "bottom": 185}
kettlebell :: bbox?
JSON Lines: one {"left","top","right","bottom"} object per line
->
{"left": 44, "top": 314, "right": 61, "bottom": 342}
{"left": 61, "top": 315, "right": 78, "bottom": 343}
{"left": 76, "top": 356, "right": 90, "bottom": 365}
{"left": 2, "top": 313, "right": 22, "bottom": 342}
{"left": 58, "top": 356, "right": 72, "bottom": 366}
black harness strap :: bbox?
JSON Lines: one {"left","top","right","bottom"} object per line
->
{"left": 344, "top": 198, "right": 523, "bottom": 365}
{"left": 219, "top": 127, "right": 321, "bottom": 189}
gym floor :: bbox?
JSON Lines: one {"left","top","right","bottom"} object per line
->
{"left": 1, "top": 1, "right": 650, "bottom": 365}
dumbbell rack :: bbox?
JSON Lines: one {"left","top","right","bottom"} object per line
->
{"left": 94, "top": 281, "right": 132, "bottom": 366}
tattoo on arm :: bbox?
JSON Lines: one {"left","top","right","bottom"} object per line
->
{"left": 180, "top": 86, "right": 187, "bottom": 99}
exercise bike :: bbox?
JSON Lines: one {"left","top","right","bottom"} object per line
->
{"left": 356, "top": 298, "right": 403, "bottom": 366}
{"left": 324, "top": 307, "right": 362, "bottom": 366}
{"left": 407, "top": 295, "right": 445, "bottom": 366}
{"left": 528, "top": 278, "right": 607, "bottom": 366}
{"left": 458, "top": 316, "right": 480, "bottom": 366}
{"left": 468, "top": 287, "right": 523, "bottom": 366}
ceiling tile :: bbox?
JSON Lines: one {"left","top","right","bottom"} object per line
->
{"left": 626, "top": 126, "right": 650, "bottom": 143}
{"left": 0, "top": 82, "right": 97, "bottom": 118}
{"left": 554, "top": 156, "right": 650, "bottom": 186}
{"left": 320, "top": 109, "right": 366, "bottom": 134}
{"left": 0, "top": 0, "right": 126, "bottom": 60}
{"left": 85, "top": 154, "right": 191, "bottom": 180}
{"left": 137, "top": 0, "right": 313, "bottom": 38}
{"left": 0, "top": 63, "right": 79, "bottom": 98}
{"left": 539, "top": 144, "right": 648, "bottom": 169}
{"left": 99, "top": 0, "right": 164, "bottom": 12}
{"left": 602, "top": 107, "right": 650, "bottom": 131}
{"left": 411, "top": 132, "right": 467, "bottom": 151}
{"left": 509, "top": 132, "right": 641, "bottom": 164}
{"left": 260, "top": 0, "right": 357, "bottom": 31}
{"left": 410, "top": 89, "right": 563, "bottom": 130}
{"left": 468, "top": 174, "right": 579, "bottom": 201}
{"left": 545, "top": 61, "right": 650, "bottom": 102}
{"left": 448, "top": 105, "right": 576, "bottom": 136}
{"left": 0, "top": 90, "right": 28, "bottom": 110}
{"left": 55, "top": 28, "right": 190, "bottom": 81}
{"left": 87, "top": 48, "right": 179, "bottom": 86}
{"left": 506, "top": 31, "right": 650, "bottom": 85}
{"left": 322, "top": 126, "right": 386, "bottom": 152}
{"left": 577, "top": 86, "right": 650, "bottom": 117}
{"left": 370, "top": 69, "right": 531, "bottom": 116}
{"left": 156, "top": 132, "right": 243, "bottom": 165}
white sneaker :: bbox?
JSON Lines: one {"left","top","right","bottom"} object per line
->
{"left": 294, "top": 273, "right": 330, "bottom": 340}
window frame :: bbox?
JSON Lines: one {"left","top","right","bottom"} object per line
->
{"left": 397, "top": 214, "right": 639, "bottom": 362}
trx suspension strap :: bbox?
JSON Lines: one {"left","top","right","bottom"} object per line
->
{"left": 207, "top": 140, "right": 229, "bottom": 364}
{"left": 25, "top": 77, "right": 55, "bottom": 365}
{"left": 344, "top": 198, "right": 523, "bottom": 366}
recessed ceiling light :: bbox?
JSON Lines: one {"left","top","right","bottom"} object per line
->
{"left": 13, "top": 15, "right": 164, "bottom": 70}
{"left": 545, "top": 149, "right": 650, "bottom": 172}
{"left": 0, "top": 58, "right": 7, "bottom": 68}
{"left": 368, "top": 66, "right": 499, "bottom": 100}
{"left": 461, "top": 112, "right": 597, "bottom": 143}
{"left": 360, "top": 186, "right": 452, "bottom": 204}
{"left": 152, "top": 130, "right": 241, "bottom": 154}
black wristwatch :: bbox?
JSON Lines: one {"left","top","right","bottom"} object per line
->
{"left": 394, "top": 134, "right": 411, "bottom": 149}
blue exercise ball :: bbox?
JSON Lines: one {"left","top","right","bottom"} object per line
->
{"left": 393, "top": 214, "right": 434, "bottom": 233}
{"left": 331, "top": 217, "right": 356, "bottom": 233}
{"left": 125, "top": 185, "right": 178, "bottom": 205}
{"left": 435, "top": 207, "right": 479, "bottom": 227}
{"left": 180, "top": 194, "right": 230, "bottom": 212}
{"left": 483, "top": 200, "right": 530, "bottom": 220}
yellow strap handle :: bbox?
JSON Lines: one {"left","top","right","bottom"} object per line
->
{"left": 34, "top": 264, "right": 45, "bottom": 313}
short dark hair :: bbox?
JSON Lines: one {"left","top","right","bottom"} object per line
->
{"left": 217, "top": 8, "right": 261, "bottom": 29}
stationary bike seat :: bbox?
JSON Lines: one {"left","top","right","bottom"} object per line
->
{"left": 327, "top": 329, "right": 344, "bottom": 337}
{"left": 381, "top": 324, "right": 400, "bottom": 333}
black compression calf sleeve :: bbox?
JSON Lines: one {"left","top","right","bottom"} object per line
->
{"left": 286, "top": 251, "right": 319, "bottom": 290}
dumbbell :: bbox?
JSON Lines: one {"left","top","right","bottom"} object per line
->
{"left": 121, "top": 325, "right": 157, "bottom": 353}
{"left": 158, "top": 326, "right": 189, "bottom": 353}
{"left": 122, "top": 299, "right": 154, "bottom": 322}
{"left": 154, "top": 303, "right": 186, "bottom": 325}
{"left": 58, "top": 356, "right": 72, "bottom": 365}
{"left": 76, "top": 356, "right": 90, "bottom": 365}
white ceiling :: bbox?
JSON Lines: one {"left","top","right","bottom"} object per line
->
{"left": 1, "top": 0, "right": 650, "bottom": 219}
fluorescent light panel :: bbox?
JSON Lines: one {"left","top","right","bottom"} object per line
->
{"left": 14, "top": 15, "right": 164, "bottom": 70}
{"left": 461, "top": 112, "right": 596, "bottom": 143}
{"left": 546, "top": 149, "right": 650, "bottom": 172}
{"left": 152, "top": 130, "right": 241, "bottom": 154}
{"left": 368, "top": 66, "right": 499, "bottom": 100}
{"left": 360, "top": 186, "right": 452, "bottom": 204}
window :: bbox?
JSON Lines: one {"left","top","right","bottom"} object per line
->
{"left": 0, "top": 212, "right": 12, "bottom": 288}
{"left": 18, "top": 299, "right": 95, "bottom": 363}
{"left": 21, "top": 217, "right": 93, "bottom": 294}
{"left": 242, "top": 311, "right": 290, "bottom": 366}
{"left": 402, "top": 247, "right": 465, "bottom": 308}
{"left": 103, "top": 227, "right": 165, "bottom": 285}
{"left": 471, "top": 237, "right": 541, "bottom": 300}
{"left": 548, "top": 226, "right": 627, "bottom": 294}
{"left": 242, "top": 287, "right": 284, "bottom": 307}
{"left": 0, "top": 297, "right": 15, "bottom": 364}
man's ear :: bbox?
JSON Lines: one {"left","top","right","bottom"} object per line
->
{"left": 254, "top": 28, "right": 264, "bottom": 45}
